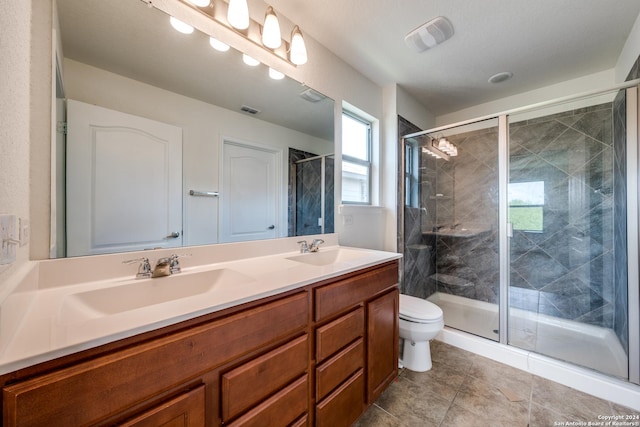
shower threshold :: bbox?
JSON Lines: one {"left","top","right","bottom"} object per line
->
{"left": 428, "top": 292, "right": 628, "bottom": 379}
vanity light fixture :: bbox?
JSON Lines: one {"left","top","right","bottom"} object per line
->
{"left": 422, "top": 147, "right": 442, "bottom": 159}
{"left": 437, "top": 137, "right": 458, "bottom": 156}
{"left": 422, "top": 136, "right": 458, "bottom": 161}
{"left": 174, "top": 0, "right": 309, "bottom": 68}
{"left": 169, "top": 16, "right": 194, "bottom": 34}
{"left": 262, "top": 7, "right": 282, "bottom": 49}
{"left": 227, "top": 0, "right": 250, "bottom": 30}
{"left": 268, "top": 67, "right": 285, "bottom": 80}
{"left": 209, "top": 36, "right": 230, "bottom": 51}
{"left": 289, "top": 26, "right": 308, "bottom": 65}
{"left": 242, "top": 53, "right": 260, "bottom": 66}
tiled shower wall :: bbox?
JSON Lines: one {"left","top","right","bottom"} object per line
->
{"left": 400, "top": 117, "right": 435, "bottom": 297}
{"left": 609, "top": 53, "right": 640, "bottom": 352}
{"left": 402, "top": 103, "right": 623, "bottom": 333}
{"left": 288, "top": 148, "right": 334, "bottom": 237}
{"left": 508, "top": 104, "right": 616, "bottom": 331}
{"left": 429, "top": 126, "right": 501, "bottom": 304}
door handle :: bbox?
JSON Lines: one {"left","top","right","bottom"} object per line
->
{"left": 267, "top": 225, "right": 275, "bottom": 230}
{"left": 166, "top": 231, "right": 180, "bottom": 238}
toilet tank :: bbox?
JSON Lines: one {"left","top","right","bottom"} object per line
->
{"left": 337, "top": 205, "right": 386, "bottom": 250}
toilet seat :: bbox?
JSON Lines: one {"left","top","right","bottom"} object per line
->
{"left": 399, "top": 294, "right": 443, "bottom": 323}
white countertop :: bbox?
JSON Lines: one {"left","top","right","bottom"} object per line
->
{"left": 0, "top": 236, "right": 401, "bottom": 375}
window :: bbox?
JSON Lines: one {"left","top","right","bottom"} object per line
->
{"left": 508, "top": 181, "right": 544, "bottom": 232}
{"left": 405, "top": 140, "right": 419, "bottom": 207}
{"left": 341, "top": 112, "right": 371, "bottom": 204}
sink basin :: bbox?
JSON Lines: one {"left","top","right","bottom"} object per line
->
{"left": 60, "top": 268, "right": 254, "bottom": 319}
{"left": 286, "top": 248, "right": 367, "bottom": 266}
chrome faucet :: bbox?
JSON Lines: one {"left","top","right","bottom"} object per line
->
{"left": 123, "top": 257, "right": 152, "bottom": 279}
{"left": 298, "top": 239, "right": 324, "bottom": 253}
{"left": 309, "top": 239, "right": 324, "bottom": 252}
{"left": 169, "top": 253, "right": 191, "bottom": 274}
{"left": 152, "top": 257, "right": 171, "bottom": 278}
{"left": 298, "top": 240, "right": 310, "bottom": 253}
{"left": 124, "top": 254, "right": 188, "bottom": 279}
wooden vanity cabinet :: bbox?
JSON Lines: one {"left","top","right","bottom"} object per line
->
{"left": 1, "top": 260, "right": 399, "bottom": 427}
{"left": 120, "top": 385, "right": 206, "bottom": 427}
{"left": 2, "top": 292, "right": 309, "bottom": 427}
{"left": 367, "top": 289, "right": 399, "bottom": 403}
{"left": 313, "top": 261, "right": 399, "bottom": 426}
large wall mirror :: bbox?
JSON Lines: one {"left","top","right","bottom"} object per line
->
{"left": 52, "top": 0, "right": 335, "bottom": 258}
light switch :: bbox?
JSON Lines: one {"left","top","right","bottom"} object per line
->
{"left": 0, "top": 214, "right": 18, "bottom": 265}
{"left": 19, "top": 217, "right": 29, "bottom": 246}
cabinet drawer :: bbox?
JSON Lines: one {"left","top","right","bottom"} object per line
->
{"left": 291, "top": 414, "right": 308, "bottom": 427}
{"left": 316, "top": 369, "right": 364, "bottom": 427}
{"left": 222, "top": 335, "right": 308, "bottom": 421}
{"left": 316, "top": 338, "right": 363, "bottom": 402}
{"left": 227, "top": 375, "right": 308, "bottom": 427}
{"left": 314, "top": 261, "right": 398, "bottom": 321}
{"left": 316, "top": 307, "right": 364, "bottom": 362}
{"left": 2, "top": 292, "right": 308, "bottom": 427}
{"left": 120, "top": 385, "right": 205, "bottom": 427}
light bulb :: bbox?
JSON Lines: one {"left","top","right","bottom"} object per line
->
{"left": 289, "top": 26, "right": 307, "bottom": 65}
{"left": 262, "top": 7, "right": 282, "bottom": 49}
{"left": 187, "top": 0, "right": 210, "bottom": 7}
{"left": 242, "top": 54, "right": 260, "bottom": 66}
{"left": 269, "top": 67, "right": 285, "bottom": 80}
{"left": 227, "top": 0, "right": 249, "bottom": 30}
{"left": 209, "top": 37, "right": 230, "bottom": 52}
{"left": 169, "top": 16, "right": 194, "bottom": 34}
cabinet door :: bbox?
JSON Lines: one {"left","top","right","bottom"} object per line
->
{"left": 367, "top": 289, "right": 399, "bottom": 403}
{"left": 120, "top": 386, "right": 205, "bottom": 427}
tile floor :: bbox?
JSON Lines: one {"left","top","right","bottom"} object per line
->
{"left": 355, "top": 341, "right": 640, "bottom": 427}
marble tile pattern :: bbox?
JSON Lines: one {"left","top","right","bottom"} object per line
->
{"left": 409, "top": 125, "right": 502, "bottom": 304}
{"left": 402, "top": 104, "right": 622, "bottom": 331}
{"left": 508, "top": 103, "right": 617, "bottom": 329}
{"left": 287, "top": 148, "right": 335, "bottom": 237}
{"left": 399, "top": 116, "right": 427, "bottom": 294}
{"left": 613, "top": 91, "right": 628, "bottom": 353}
{"left": 354, "top": 341, "right": 639, "bottom": 427}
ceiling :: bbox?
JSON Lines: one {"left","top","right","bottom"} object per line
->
{"left": 57, "top": 0, "right": 335, "bottom": 141}
{"left": 269, "top": 0, "right": 640, "bottom": 116}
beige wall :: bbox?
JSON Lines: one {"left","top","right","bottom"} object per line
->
{"left": 0, "top": 1, "right": 33, "bottom": 282}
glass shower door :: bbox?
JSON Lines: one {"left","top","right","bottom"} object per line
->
{"left": 403, "top": 118, "right": 501, "bottom": 341}
{"left": 507, "top": 90, "right": 629, "bottom": 379}
{"left": 293, "top": 155, "right": 335, "bottom": 236}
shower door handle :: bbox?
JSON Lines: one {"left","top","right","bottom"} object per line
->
{"left": 507, "top": 223, "right": 513, "bottom": 238}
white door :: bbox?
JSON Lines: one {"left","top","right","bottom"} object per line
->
{"left": 66, "top": 99, "right": 183, "bottom": 256}
{"left": 220, "top": 140, "right": 280, "bottom": 242}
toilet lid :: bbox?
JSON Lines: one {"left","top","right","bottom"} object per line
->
{"left": 399, "top": 294, "right": 443, "bottom": 323}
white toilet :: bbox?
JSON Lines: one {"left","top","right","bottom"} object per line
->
{"left": 399, "top": 294, "right": 444, "bottom": 372}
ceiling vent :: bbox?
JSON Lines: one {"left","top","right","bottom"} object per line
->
{"left": 404, "top": 16, "right": 454, "bottom": 53}
{"left": 299, "top": 87, "right": 327, "bottom": 103}
{"left": 240, "top": 105, "right": 261, "bottom": 114}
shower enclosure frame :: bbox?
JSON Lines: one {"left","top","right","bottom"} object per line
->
{"left": 291, "top": 153, "right": 334, "bottom": 235}
{"left": 400, "top": 80, "right": 640, "bottom": 385}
